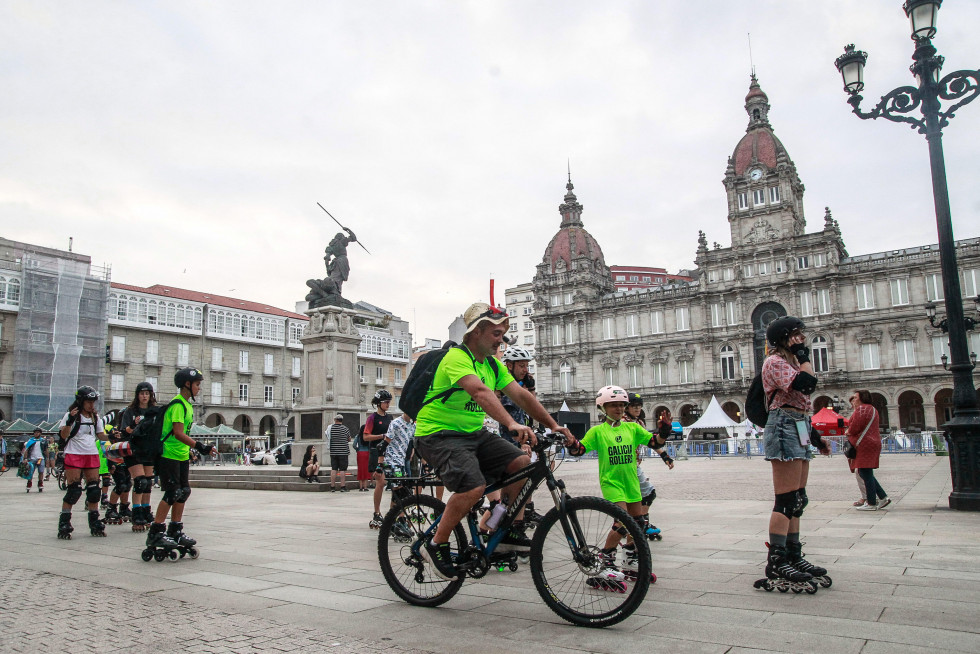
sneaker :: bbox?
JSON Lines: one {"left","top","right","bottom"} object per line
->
{"left": 340, "top": 487, "right": 350, "bottom": 493}
{"left": 855, "top": 502, "right": 878, "bottom": 511}
{"left": 878, "top": 497, "right": 891, "bottom": 509}
{"left": 422, "top": 540, "right": 458, "bottom": 580}
{"left": 853, "top": 499, "right": 867, "bottom": 507}
{"left": 496, "top": 527, "right": 532, "bottom": 552}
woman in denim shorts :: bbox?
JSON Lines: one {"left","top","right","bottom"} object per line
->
{"left": 759, "top": 317, "right": 831, "bottom": 587}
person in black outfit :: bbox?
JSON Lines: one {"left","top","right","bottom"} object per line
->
{"left": 300, "top": 445, "right": 320, "bottom": 483}
{"left": 119, "top": 382, "right": 157, "bottom": 532}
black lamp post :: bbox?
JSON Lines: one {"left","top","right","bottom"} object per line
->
{"left": 835, "top": 0, "right": 980, "bottom": 510}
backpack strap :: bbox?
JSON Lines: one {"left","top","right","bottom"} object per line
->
{"left": 161, "top": 398, "right": 186, "bottom": 442}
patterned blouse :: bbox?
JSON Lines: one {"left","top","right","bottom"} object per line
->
{"left": 762, "top": 355, "right": 810, "bottom": 412}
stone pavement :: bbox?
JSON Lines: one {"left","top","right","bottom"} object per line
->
{"left": 1, "top": 454, "right": 979, "bottom": 654}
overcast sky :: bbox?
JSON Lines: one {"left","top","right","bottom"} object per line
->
{"left": 3, "top": 1, "right": 979, "bottom": 345}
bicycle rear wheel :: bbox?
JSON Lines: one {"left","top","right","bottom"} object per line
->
{"left": 378, "top": 493, "right": 467, "bottom": 607}
{"left": 530, "top": 496, "right": 651, "bottom": 628}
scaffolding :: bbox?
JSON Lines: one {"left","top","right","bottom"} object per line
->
{"left": 11, "top": 244, "right": 110, "bottom": 423}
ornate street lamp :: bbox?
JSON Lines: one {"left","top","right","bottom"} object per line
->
{"left": 835, "top": 0, "right": 980, "bottom": 510}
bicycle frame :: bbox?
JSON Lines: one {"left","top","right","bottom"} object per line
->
{"left": 410, "top": 437, "right": 591, "bottom": 570}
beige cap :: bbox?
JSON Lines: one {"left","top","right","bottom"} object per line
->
{"left": 463, "top": 302, "right": 509, "bottom": 336}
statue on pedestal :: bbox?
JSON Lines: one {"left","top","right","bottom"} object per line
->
{"left": 306, "top": 230, "right": 357, "bottom": 309}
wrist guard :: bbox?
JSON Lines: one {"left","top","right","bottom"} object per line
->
{"left": 659, "top": 451, "right": 673, "bottom": 465}
{"left": 194, "top": 441, "right": 214, "bottom": 455}
{"left": 567, "top": 442, "right": 586, "bottom": 457}
{"left": 789, "top": 343, "right": 810, "bottom": 364}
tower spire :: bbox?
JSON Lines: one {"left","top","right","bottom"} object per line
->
{"left": 744, "top": 74, "right": 771, "bottom": 131}
{"left": 559, "top": 168, "right": 584, "bottom": 228}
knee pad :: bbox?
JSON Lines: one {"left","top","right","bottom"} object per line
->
{"left": 64, "top": 482, "right": 83, "bottom": 506}
{"left": 773, "top": 491, "right": 797, "bottom": 519}
{"left": 135, "top": 475, "right": 152, "bottom": 495}
{"left": 175, "top": 486, "right": 192, "bottom": 503}
{"left": 85, "top": 482, "right": 102, "bottom": 505}
{"left": 161, "top": 482, "right": 179, "bottom": 505}
{"left": 612, "top": 521, "right": 629, "bottom": 537}
{"left": 641, "top": 489, "right": 657, "bottom": 506}
{"left": 101, "top": 475, "right": 112, "bottom": 489}
{"left": 116, "top": 477, "right": 133, "bottom": 494}
{"left": 793, "top": 488, "right": 809, "bottom": 518}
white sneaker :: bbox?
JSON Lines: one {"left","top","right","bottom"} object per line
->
{"left": 855, "top": 502, "right": 878, "bottom": 511}
{"left": 878, "top": 497, "right": 891, "bottom": 509}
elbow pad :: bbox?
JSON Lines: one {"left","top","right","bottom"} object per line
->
{"left": 790, "top": 371, "right": 818, "bottom": 394}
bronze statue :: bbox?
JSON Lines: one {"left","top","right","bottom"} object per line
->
{"left": 305, "top": 204, "right": 371, "bottom": 310}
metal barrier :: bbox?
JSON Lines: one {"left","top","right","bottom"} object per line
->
{"left": 665, "top": 432, "right": 946, "bottom": 459}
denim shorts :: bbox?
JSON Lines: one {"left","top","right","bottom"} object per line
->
{"left": 764, "top": 408, "right": 813, "bottom": 462}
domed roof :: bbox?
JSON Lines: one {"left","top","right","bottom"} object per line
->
{"left": 542, "top": 176, "right": 606, "bottom": 273}
{"left": 731, "top": 74, "right": 791, "bottom": 176}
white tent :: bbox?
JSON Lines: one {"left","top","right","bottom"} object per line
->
{"left": 733, "top": 417, "right": 760, "bottom": 439}
{"left": 684, "top": 396, "right": 739, "bottom": 440}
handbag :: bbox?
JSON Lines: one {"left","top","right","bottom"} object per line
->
{"left": 843, "top": 407, "right": 876, "bottom": 459}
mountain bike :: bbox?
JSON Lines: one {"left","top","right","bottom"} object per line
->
{"left": 377, "top": 431, "right": 652, "bottom": 628}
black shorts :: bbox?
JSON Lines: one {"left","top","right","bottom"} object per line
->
{"left": 156, "top": 457, "right": 190, "bottom": 493}
{"left": 414, "top": 429, "right": 524, "bottom": 493}
{"left": 368, "top": 448, "right": 382, "bottom": 475}
{"left": 330, "top": 455, "right": 349, "bottom": 471}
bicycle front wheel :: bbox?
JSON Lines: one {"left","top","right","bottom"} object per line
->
{"left": 378, "top": 493, "right": 467, "bottom": 607}
{"left": 530, "top": 496, "right": 651, "bottom": 628}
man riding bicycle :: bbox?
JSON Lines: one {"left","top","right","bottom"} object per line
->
{"left": 415, "top": 302, "right": 576, "bottom": 580}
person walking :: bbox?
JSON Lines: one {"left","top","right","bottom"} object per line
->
{"left": 326, "top": 414, "right": 352, "bottom": 491}
{"left": 365, "top": 390, "right": 393, "bottom": 528}
{"left": 847, "top": 390, "right": 890, "bottom": 511}
{"left": 57, "top": 386, "right": 108, "bottom": 538}
{"left": 23, "top": 427, "right": 47, "bottom": 492}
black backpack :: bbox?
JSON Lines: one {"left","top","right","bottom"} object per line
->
{"left": 745, "top": 374, "right": 777, "bottom": 427}
{"left": 59, "top": 410, "right": 101, "bottom": 449}
{"left": 129, "top": 398, "right": 182, "bottom": 460}
{"left": 398, "top": 345, "right": 499, "bottom": 420}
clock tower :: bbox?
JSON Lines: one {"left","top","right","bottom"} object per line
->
{"left": 724, "top": 75, "right": 807, "bottom": 248}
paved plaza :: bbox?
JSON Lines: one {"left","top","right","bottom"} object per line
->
{"left": 1, "top": 453, "right": 979, "bottom": 654}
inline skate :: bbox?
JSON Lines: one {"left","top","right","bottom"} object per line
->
{"left": 585, "top": 548, "right": 628, "bottom": 593}
{"left": 753, "top": 542, "right": 816, "bottom": 594}
{"left": 104, "top": 503, "right": 122, "bottom": 525}
{"left": 391, "top": 516, "right": 414, "bottom": 542}
{"left": 119, "top": 503, "right": 132, "bottom": 523}
{"left": 621, "top": 542, "right": 657, "bottom": 583}
{"left": 88, "top": 510, "right": 106, "bottom": 537}
{"left": 142, "top": 522, "right": 180, "bottom": 561}
{"left": 131, "top": 506, "right": 148, "bottom": 532}
{"left": 640, "top": 515, "right": 662, "bottom": 541}
{"left": 787, "top": 540, "right": 831, "bottom": 589}
{"left": 166, "top": 521, "right": 200, "bottom": 559}
{"left": 57, "top": 512, "right": 74, "bottom": 540}
{"left": 369, "top": 512, "right": 384, "bottom": 529}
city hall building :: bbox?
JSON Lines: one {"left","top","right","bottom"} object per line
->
{"left": 531, "top": 77, "right": 980, "bottom": 432}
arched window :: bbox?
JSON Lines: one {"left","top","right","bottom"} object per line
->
{"left": 559, "top": 361, "right": 573, "bottom": 393}
{"left": 7, "top": 278, "right": 21, "bottom": 304}
{"left": 720, "top": 345, "right": 736, "bottom": 380}
{"left": 811, "top": 336, "right": 830, "bottom": 373}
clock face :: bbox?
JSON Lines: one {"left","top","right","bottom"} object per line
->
{"left": 749, "top": 168, "right": 763, "bottom": 181}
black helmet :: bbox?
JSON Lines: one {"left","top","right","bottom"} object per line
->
{"left": 372, "top": 389, "right": 392, "bottom": 405}
{"left": 627, "top": 392, "right": 643, "bottom": 406}
{"left": 766, "top": 316, "right": 806, "bottom": 348}
{"left": 135, "top": 381, "right": 155, "bottom": 395}
{"left": 174, "top": 367, "right": 204, "bottom": 389}
{"left": 75, "top": 386, "right": 99, "bottom": 403}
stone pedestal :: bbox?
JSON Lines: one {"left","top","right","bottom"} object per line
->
{"left": 293, "top": 306, "right": 364, "bottom": 463}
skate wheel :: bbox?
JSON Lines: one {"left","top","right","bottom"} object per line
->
{"left": 509, "top": 562, "right": 518, "bottom": 572}
{"left": 154, "top": 550, "right": 166, "bottom": 562}
{"left": 777, "top": 585, "right": 789, "bottom": 593}
{"left": 651, "top": 572, "right": 657, "bottom": 583}
{"left": 819, "top": 577, "right": 832, "bottom": 588}
{"left": 805, "top": 582, "right": 818, "bottom": 595}
{"left": 179, "top": 549, "right": 186, "bottom": 558}
{"left": 168, "top": 549, "right": 179, "bottom": 561}
{"left": 654, "top": 534, "right": 662, "bottom": 541}
{"left": 141, "top": 549, "right": 153, "bottom": 562}
{"left": 791, "top": 585, "right": 803, "bottom": 594}
{"left": 188, "top": 548, "right": 199, "bottom": 559}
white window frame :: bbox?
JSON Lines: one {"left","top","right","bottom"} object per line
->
{"left": 550, "top": 295, "right": 561, "bottom": 307}
{"left": 358, "top": 364, "right": 365, "bottom": 383}
{"left": 725, "top": 301, "right": 736, "bottom": 326}
{"left": 962, "top": 269, "right": 979, "bottom": 297}
{"left": 211, "top": 347, "right": 223, "bottom": 370}
{"left": 675, "top": 307, "right": 690, "bottom": 332}
{"left": 264, "top": 353, "right": 275, "bottom": 375}
{"left": 811, "top": 336, "right": 830, "bottom": 373}
{"left": 720, "top": 346, "right": 736, "bottom": 381}
{"left": 797, "top": 256, "right": 809, "bottom": 270}
{"left": 813, "top": 252, "right": 827, "bottom": 268}
{"left": 752, "top": 189, "right": 766, "bottom": 206}
{"left": 565, "top": 322, "right": 575, "bottom": 344}
{"left": 896, "top": 339, "right": 916, "bottom": 368}
{"left": 112, "top": 335, "right": 126, "bottom": 362}
{"left": 144, "top": 376, "right": 157, "bottom": 392}
{"left": 177, "top": 343, "right": 189, "bottom": 367}
{"left": 737, "top": 192, "right": 749, "bottom": 211}
{"left": 758, "top": 261, "right": 771, "bottom": 276}
{"left": 292, "top": 356, "right": 301, "bottom": 377}
{"left": 861, "top": 343, "right": 880, "bottom": 370}
{"left": 627, "top": 364, "right": 641, "bottom": 388}
{"left": 650, "top": 310, "right": 664, "bottom": 334}
{"left": 743, "top": 264, "right": 754, "bottom": 278}
{"left": 856, "top": 283, "right": 875, "bottom": 310}
{"left": 376, "top": 365, "right": 384, "bottom": 384}
{"left": 292, "top": 387, "right": 301, "bottom": 403}
{"left": 769, "top": 186, "right": 781, "bottom": 203}
{"left": 679, "top": 360, "right": 694, "bottom": 384}
{"left": 710, "top": 303, "right": 723, "bottom": 328}
{"left": 110, "top": 374, "right": 125, "bottom": 400}
{"left": 774, "top": 260, "right": 787, "bottom": 274}
{"left": 552, "top": 324, "right": 561, "bottom": 346}
{"left": 625, "top": 314, "right": 639, "bottom": 337}
{"left": 652, "top": 362, "right": 667, "bottom": 386}
{"left": 264, "top": 385, "right": 274, "bottom": 406}
{"left": 890, "top": 278, "right": 910, "bottom": 306}
{"left": 925, "top": 273, "right": 944, "bottom": 301}
{"left": 799, "top": 292, "right": 814, "bottom": 317}
{"left": 563, "top": 292, "right": 573, "bottom": 304}
{"left": 932, "top": 336, "right": 950, "bottom": 365}
{"left": 604, "top": 368, "right": 616, "bottom": 387}
{"left": 559, "top": 361, "right": 573, "bottom": 393}
{"left": 723, "top": 268, "right": 734, "bottom": 281}
{"left": 602, "top": 317, "right": 615, "bottom": 340}
{"left": 239, "top": 383, "right": 249, "bottom": 405}
{"left": 816, "top": 289, "right": 832, "bottom": 315}
{"left": 211, "top": 382, "right": 222, "bottom": 404}
{"left": 239, "top": 350, "right": 249, "bottom": 372}
{"left": 145, "top": 339, "right": 158, "bottom": 365}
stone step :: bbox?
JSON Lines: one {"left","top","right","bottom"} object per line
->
{"left": 189, "top": 478, "right": 363, "bottom": 492}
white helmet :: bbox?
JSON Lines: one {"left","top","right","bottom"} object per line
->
{"left": 596, "top": 385, "right": 629, "bottom": 414}
{"left": 502, "top": 346, "right": 532, "bottom": 362}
